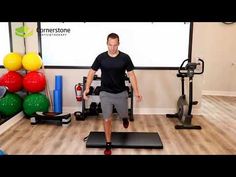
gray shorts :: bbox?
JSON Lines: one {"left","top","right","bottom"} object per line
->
{"left": 100, "top": 91, "right": 128, "bottom": 119}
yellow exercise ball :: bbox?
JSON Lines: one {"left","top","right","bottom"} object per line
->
{"left": 22, "top": 52, "right": 42, "bottom": 71}
{"left": 3, "top": 52, "right": 22, "bottom": 71}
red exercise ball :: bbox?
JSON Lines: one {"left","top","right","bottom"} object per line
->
{"left": 0, "top": 71, "right": 23, "bottom": 92}
{"left": 23, "top": 71, "right": 46, "bottom": 92}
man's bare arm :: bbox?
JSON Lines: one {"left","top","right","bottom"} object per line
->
{"left": 83, "top": 69, "right": 96, "bottom": 100}
{"left": 127, "top": 70, "right": 142, "bottom": 102}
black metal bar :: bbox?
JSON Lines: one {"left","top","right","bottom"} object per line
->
{"left": 8, "top": 22, "right": 13, "bottom": 52}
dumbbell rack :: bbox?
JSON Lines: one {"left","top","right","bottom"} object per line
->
{"left": 80, "top": 75, "right": 134, "bottom": 121}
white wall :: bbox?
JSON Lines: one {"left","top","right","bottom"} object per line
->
{"left": 24, "top": 22, "right": 39, "bottom": 54}
{"left": 10, "top": 22, "right": 25, "bottom": 54}
{"left": 192, "top": 22, "right": 236, "bottom": 96}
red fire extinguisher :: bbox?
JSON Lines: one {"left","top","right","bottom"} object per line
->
{"left": 75, "top": 83, "right": 83, "bottom": 101}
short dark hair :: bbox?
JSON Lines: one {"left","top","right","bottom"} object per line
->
{"left": 107, "top": 33, "right": 119, "bottom": 43}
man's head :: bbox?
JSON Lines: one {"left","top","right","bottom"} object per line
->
{"left": 107, "top": 33, "right": 119, "bottom": 56}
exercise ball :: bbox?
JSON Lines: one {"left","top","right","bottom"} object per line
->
{"left": 22, "top": 52, "right": 42, "bottom": 71}
{"left": 23, "top": 93, "right": 49, "bottom": 116}
{"left": 3, "top": 52, "right": 22, "bottom": 71}
{"left": 23, "top": 71, "right": 46, "bottom": 92}
{"left": 0, "top": 71, "right": 23, "bottom": 92}
{"left": 0, "top": 93, "right": 22, "bottom": 117}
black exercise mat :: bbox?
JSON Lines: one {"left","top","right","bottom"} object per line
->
{"left": 86, "top": 131, "right": 163, "bottom": 149}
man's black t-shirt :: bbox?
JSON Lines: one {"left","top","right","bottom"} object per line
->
{"left": 91, "top": 51, "right": 134, "bottom": 93}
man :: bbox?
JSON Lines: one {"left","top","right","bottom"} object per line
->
{"left": 83, "top": 33, "right": 142, "bottom": 155}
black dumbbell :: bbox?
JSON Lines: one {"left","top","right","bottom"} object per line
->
{"left": 125, "top": 86, "right": 130, "bottom": 93}
{"left": 112, "top": 105, "right": 117, "bottom": 113}
{"left": 89, "top": 102, "right": 98, "bottom": 115}
{"left": 74, "top": 111, "right": 86, "bottom": 120}
{"left": 93, "top": 75, "right": 98, "bottom": 80}
{"left": 89, "top": 86, "right": 94, "bottom": 95}
{"left": 97, "top": 102, "right": 102, "bottom": 113}
{"left": 94, "top": 86, "right": 101, "bottom": 95}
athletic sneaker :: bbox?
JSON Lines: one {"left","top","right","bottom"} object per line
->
{"left": 122, "top": 118, "right": 129, "bottom": 128}
{"left": 104, "top": 148, "right": 112, "bottom": 155}
{"left": 104, "top": 142, "right": 112, "bottom": 155}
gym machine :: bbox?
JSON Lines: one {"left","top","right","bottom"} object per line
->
{"left": 166, "top": 58, "right": 204, "bottom": 129}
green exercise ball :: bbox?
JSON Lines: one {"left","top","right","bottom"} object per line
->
{"left": 0, "top": 93, "right": 22, "bottom": 117}
{"left": 23, "top": 93, "right": 49, "bottom": 116}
